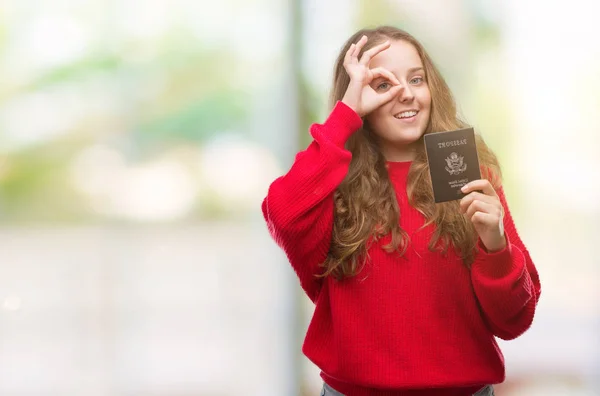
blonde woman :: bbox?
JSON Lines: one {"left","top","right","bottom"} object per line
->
{"left": 262, "top": 26, "right": 540, "bottom": 396}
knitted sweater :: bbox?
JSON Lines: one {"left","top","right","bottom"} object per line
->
{"left": 261, "top": 101, "right": 541, "bottom": 396}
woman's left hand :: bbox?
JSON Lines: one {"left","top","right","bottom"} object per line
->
{"left": 459, "top": 179, "right": 506, "bottom": 252}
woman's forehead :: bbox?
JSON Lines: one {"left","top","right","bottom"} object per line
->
{"left": 369, "top": 40, "right": 423, "bottom": 73}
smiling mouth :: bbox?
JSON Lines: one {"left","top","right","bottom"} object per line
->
{"left": 394, "top": 110, "right": 419, "bottom": 119}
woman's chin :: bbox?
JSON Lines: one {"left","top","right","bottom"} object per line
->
{"left": 389, "top": 127, "right": 426, "bottom": 145}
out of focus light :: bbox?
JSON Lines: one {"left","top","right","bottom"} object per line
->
{"left": 199, "top": 136, "right": 281, "bottom": 210}
{"left": 14, "top": 13, "right": 90, "bottom": 73}
{"left": 119, "top": 0, "right": 171, "bottom": 40}
{"left": 70, "top": 145, "right": 125, "bottom": 196}
{"left": 71, "top": 145, "right": 199, "bottom": 221}
{"left": 2, "top": 295, "right": 22, "bottom": 311}
{"left": 1, "top": 83, "right": 118, "bottom": 150}
{"left": 109, "top": 160, "right": 197, "bottom": 221}
{"left": 1, "top": 91, "right": 78, "bottom": 149}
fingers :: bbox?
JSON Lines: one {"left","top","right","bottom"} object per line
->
{"left": 459, "top": 191, "right": 496, "bottom": 213}
{"left": 344, "top": 43, "right": 356, "bottom": 65}
{"left": 459, "top": 180, "right": 506, "bottom": 252}
{"left": 374, "top": 85, "right": 403, "bottom": 107}
{"left": 353, "top": 35, "right": 368, "bottom": 58}
{"left": 344, "top": 35, "right": 367, "bottom": 65}
{"left": 345, "top": 35, "right": 392, "bottom": 67}
{"left": 461, "top": 179, "right": 496, "bottom": 197}
{"left": 359, "top": 40, "right": 391, "bottom": 66}
{"left": 471, "top": 211, "right": 507, "bottom": 252}
{"left": 463, "top": 199, "right": 500, "bottom": 221}
{"left": 369, "top": 67, "right": 400, "bottom": 85}
{"left": 470, "top": 211, "right": 500, "bottom": 229}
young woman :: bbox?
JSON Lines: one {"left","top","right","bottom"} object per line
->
{"left": 261, "top": 26, "right": 541, "bottom": 396}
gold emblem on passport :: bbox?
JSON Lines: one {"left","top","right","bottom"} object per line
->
{"left": 445, "top": 152, "right": 467, "bottom": 175}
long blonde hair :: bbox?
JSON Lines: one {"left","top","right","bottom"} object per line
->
{"left": 321, "top": 26, "right": 501, "bottom": 280}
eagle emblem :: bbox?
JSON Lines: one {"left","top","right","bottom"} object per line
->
{"left": 445, "top": 152, "right": 467, "bottom": 175}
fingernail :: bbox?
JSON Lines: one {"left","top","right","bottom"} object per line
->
{"left": 461, "top": 184, "right": 468, "bottom": 192}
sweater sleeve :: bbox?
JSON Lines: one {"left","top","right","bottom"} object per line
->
{"left": 470, "top": 187, "right": 542, "bottom": 340}
{"left": 261, "top": 101, "right": 363, "bottom": 302}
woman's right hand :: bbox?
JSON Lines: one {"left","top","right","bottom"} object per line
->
{"left": 341, "top": 35, "right": 402, "bottom": 118}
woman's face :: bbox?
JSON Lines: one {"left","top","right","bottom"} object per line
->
{"left": 365, "top": 40, "right": 431, "bottom": 161}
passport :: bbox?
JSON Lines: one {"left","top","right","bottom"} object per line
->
{"left": 423, "top": 127, "right": 481, "bottom": 203}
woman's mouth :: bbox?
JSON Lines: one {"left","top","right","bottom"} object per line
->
{"left": 394, "top": 110, "right": 418, "bottom": 122}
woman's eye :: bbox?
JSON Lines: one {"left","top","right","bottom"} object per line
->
{"left": 410, "top": 77, "right": 423, "bottom": 84}
{"left": 377, "top": 82, "right": 391, "bottom": 90}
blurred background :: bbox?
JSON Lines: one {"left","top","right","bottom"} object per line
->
{"left": 0, "top": 0, "right": 598, "bottom": 395}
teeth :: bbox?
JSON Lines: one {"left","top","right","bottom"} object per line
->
{"left": 395, "top": 111, "right": 417, "bottom": 119}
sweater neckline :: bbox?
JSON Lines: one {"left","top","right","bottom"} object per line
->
{"left": 385, "top": 160, "right": 412, "bottom": 171}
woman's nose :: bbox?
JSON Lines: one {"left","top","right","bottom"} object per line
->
{"left": 397, "top": 84, "right": 415, "bottom": 102}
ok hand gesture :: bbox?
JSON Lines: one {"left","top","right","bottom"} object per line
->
{"left": 341, "top": 35, "right": 402, "bottom": 117}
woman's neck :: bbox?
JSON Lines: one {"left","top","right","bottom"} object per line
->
{"left": 379, "top": 141, "right": 420, "bottom": 162}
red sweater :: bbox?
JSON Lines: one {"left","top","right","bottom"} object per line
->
{"left": 261, "top": 101, "right": 541, "bottom": 396}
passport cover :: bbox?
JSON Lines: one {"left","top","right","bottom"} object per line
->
{"left": 423, "top": 127, "right": 481, "bottom": 203}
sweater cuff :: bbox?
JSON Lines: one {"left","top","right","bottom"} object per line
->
{"left": 473, "top": 235, "right": 519, "bottom": 278}
{"left": 322, "top": 101, "right": 363, "bottom": 147}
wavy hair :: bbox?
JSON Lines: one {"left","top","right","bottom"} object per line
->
{"left": 320, "top": 26, "right": 501, "bottom": 280}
